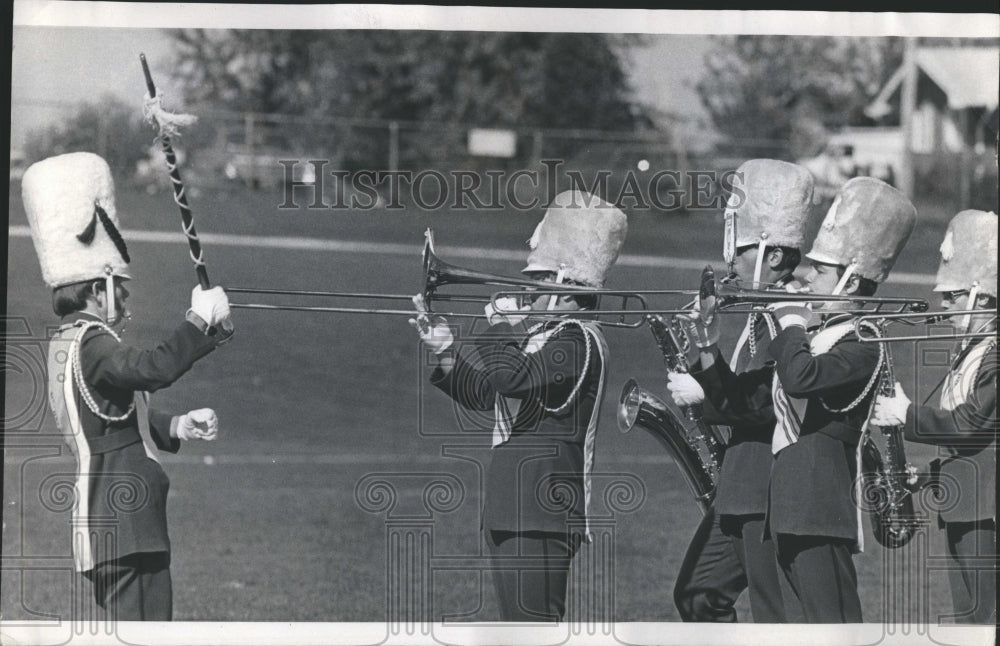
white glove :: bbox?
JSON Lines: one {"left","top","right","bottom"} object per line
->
{"left": 190, "top": 286, "right": 231, "bottom": 327}
{"left": 667, "top": 372, "right": 705, "bottom": 407}
{"left": 484, "top": 296, "right": 531, "bottom": 327}
{"left": 769, "top": 302, "right": 814, "bottom": 329}
{"left": 409, "top": 294, "right": 454, "bottom": 354}
{"left": 871, "top": 382, "right": 911, "bottom": 428}
{"left": 176, "top": 408, "right": 219, "bottom": 441}
{"left": 678, "top": 295, "right": 720, "bottom": 349}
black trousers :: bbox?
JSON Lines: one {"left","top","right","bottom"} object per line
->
{"left": 674, "top": 508, "right": 744, "bottom": 622}
{"left": 675, "top": 509, "right": 794, "bottom": 622}
{"left": 84, "top": 552, "right": 172, "bottom": 621}
{"left": 485, "top": 530, "right": 579, "bottom": 622}
{"left": 944, "top": 519, "right": 996, "bottom": 625}
{"left": 774, "top": 534, "right": 862, "bottom": 623}
{"left": 723, "top": 514, "right": 799, "bottom": 622}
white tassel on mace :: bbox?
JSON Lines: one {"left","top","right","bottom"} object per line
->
{"left": 142, "top": 93, "right": 197, "bottom": 138}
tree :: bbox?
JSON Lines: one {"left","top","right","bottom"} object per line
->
{"left": 23, "top": 94, "right": 153, "bottom": 180}
{"left": 166, "top": 30, "right": 651, "bottom": 168}
{"left": 696, "top": 36, "right": 903, "bottom": 158}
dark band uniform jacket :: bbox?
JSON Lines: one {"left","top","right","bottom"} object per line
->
{"left": 904, "top": 337, "right": 997, "bottom": 524}
{"left": 431, "top": 319, "right": 606, "bottom": 538}
{"left": 675, "top": 307, "right": 798, "bottom": 625}
{"left": 692, "top": 319, "right": 880, "bottom": 543}
{"left": 705, "top": 307, "right": 786, "bottom": 516}
{"left": 48, "top": 312, "right": 218, "bottom": 572}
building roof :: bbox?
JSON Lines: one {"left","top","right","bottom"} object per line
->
{"left": 866, "top": 47, "right": 999, "bottom": 118}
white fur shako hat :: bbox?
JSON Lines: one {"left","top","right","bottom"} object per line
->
{"left": 22, "top": 152, "right": 131, "bottom": 289}
{"left": 935, "top": 210, "right": 998, "bottom": 298}
{"left": 807, "top": 177, "right": 915, "bottom": 284}
{"left": 723, "top": 159, "right": 814, "bottom": 264}
{"left": 522, "top": 190, "right": 628, "bottom": 287}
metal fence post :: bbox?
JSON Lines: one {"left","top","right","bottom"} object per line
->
{"left": 532, "top": 129, "right": 543, "bottom": 162}
{"left": 244, "top": 111, "right": 257, "bottom": 188}
{"left": 389, "top": 121, "right": 400, "bottom": 173}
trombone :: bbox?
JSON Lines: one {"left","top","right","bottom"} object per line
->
{"left": 227, "top": 229, "right": 688, "bottom": 328}
{"left": 714, "top": 284, "right": 930, "bottom": 316}
{"left": 490, "top": 265, "right": 930, "bottom": 321}
{"left": 493, "top": 282, "right": 932, "bottom": 319}
{"left": 854, "top": 309, "right": 998, "bottom": 343}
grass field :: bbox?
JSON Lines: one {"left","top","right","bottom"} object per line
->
{"left": 2, "top": 181, "right": 977, "bottom": 626}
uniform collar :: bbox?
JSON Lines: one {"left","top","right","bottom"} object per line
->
{"left": 59, "top": 311, "right": 104, "bottom": 331}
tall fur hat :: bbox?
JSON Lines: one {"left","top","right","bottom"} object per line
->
{"left": 522, "top": 190, "right": 628, "bottom": 287}
{"left": 22, "top": 152, "right": 131, "bottom": 288}
{"left": 806, "top": 177, "right": 915, "bottom": 283}
{"left": 934, "top": 210, "right": 998, "bottom": 298}
{"left": 723, "top": 159, "right": 814, "bottom": 262}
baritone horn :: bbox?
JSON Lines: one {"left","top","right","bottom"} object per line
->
{"left": 618, "top": 380, "right": 717, "bottom": 514}
{"left": 856, "top": 318, "right": 933, "bottom": 548}
{"left": 616, "top": 268, "right": 728, "bottom": 514}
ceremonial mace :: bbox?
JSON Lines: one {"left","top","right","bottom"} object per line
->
{"left": 140, "top": 53, "right": 234, "bottom": 337}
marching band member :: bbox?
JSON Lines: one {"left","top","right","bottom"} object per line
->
{"left": 411, "top": 190, "right": 626, "bottom": 621}
{"left": 667, "top": 159, "right": 813, "bottom": 623}
{"left": 872, "top": 209, "right": 997, "bottom": 624}
{"left": 23, "top": 152, "right": 233, "bottom": 620}
{"left": 683, "top": 177, "right": 916, "bottom": 622}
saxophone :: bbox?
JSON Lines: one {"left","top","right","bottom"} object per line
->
{"left": 859, "top": 325, "right": 922, "bottom": 549}
{"left": 617, "top": 313, "right": 728, "bottom": 514}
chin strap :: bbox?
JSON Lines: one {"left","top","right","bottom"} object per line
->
{"left": 751, "top": 235, "right": 768, "bottom": 289}
{"left": 831, "top": 261, "right": 858, "bottom": 296}
{"left": 548, "top": 265, "right": 567, "bottom": 311}
{"left": 104, "top": 267, "right": 117, "bottom": 325}
{"left": 723, "top": 209, "right": 737, "bottom": 273}
{"left": 960, "top": 282, "right": 981, "bottom": 350}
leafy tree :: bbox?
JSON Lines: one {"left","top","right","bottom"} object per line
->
{"left": 696, "top": 36, "right": 903, "bottom": 158}
{"left": 22, "top": 94, "right": 154, "bottom": 179}
{"left": 167, "top": 30, "right": 651, "bottom": 168}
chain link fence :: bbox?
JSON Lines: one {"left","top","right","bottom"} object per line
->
{"left": 11, "top": 99, "right": 997, "bottom": 215}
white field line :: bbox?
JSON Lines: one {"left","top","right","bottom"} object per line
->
{"left": 8, "top": 225, "right": 937, "bottom": 285}
{"left": 6, "top": 452, "right": 675, "bottom": 466}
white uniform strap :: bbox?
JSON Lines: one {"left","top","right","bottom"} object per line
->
{"left": 489, "top": 319, "right": 608, "bottom": 540}
{"left": 941, "top": 337, "right": 994, "bottom": 411}
{"left": 578, "top": 321, "right": 609, "bottom": 542}
{"left": 491, "top": 323, "right": 560, "bottom": 447}
{"left": 729, "top": 316, "right": 754, "bottom": 372}
{"left": 48, "top": 327, "right": 95, "bottom": 572}
{"left": 134, "top": 392, "right": 159, "bottom": 462}
{"left": 48, "top": 324, "right": 159, "bottom": 572}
